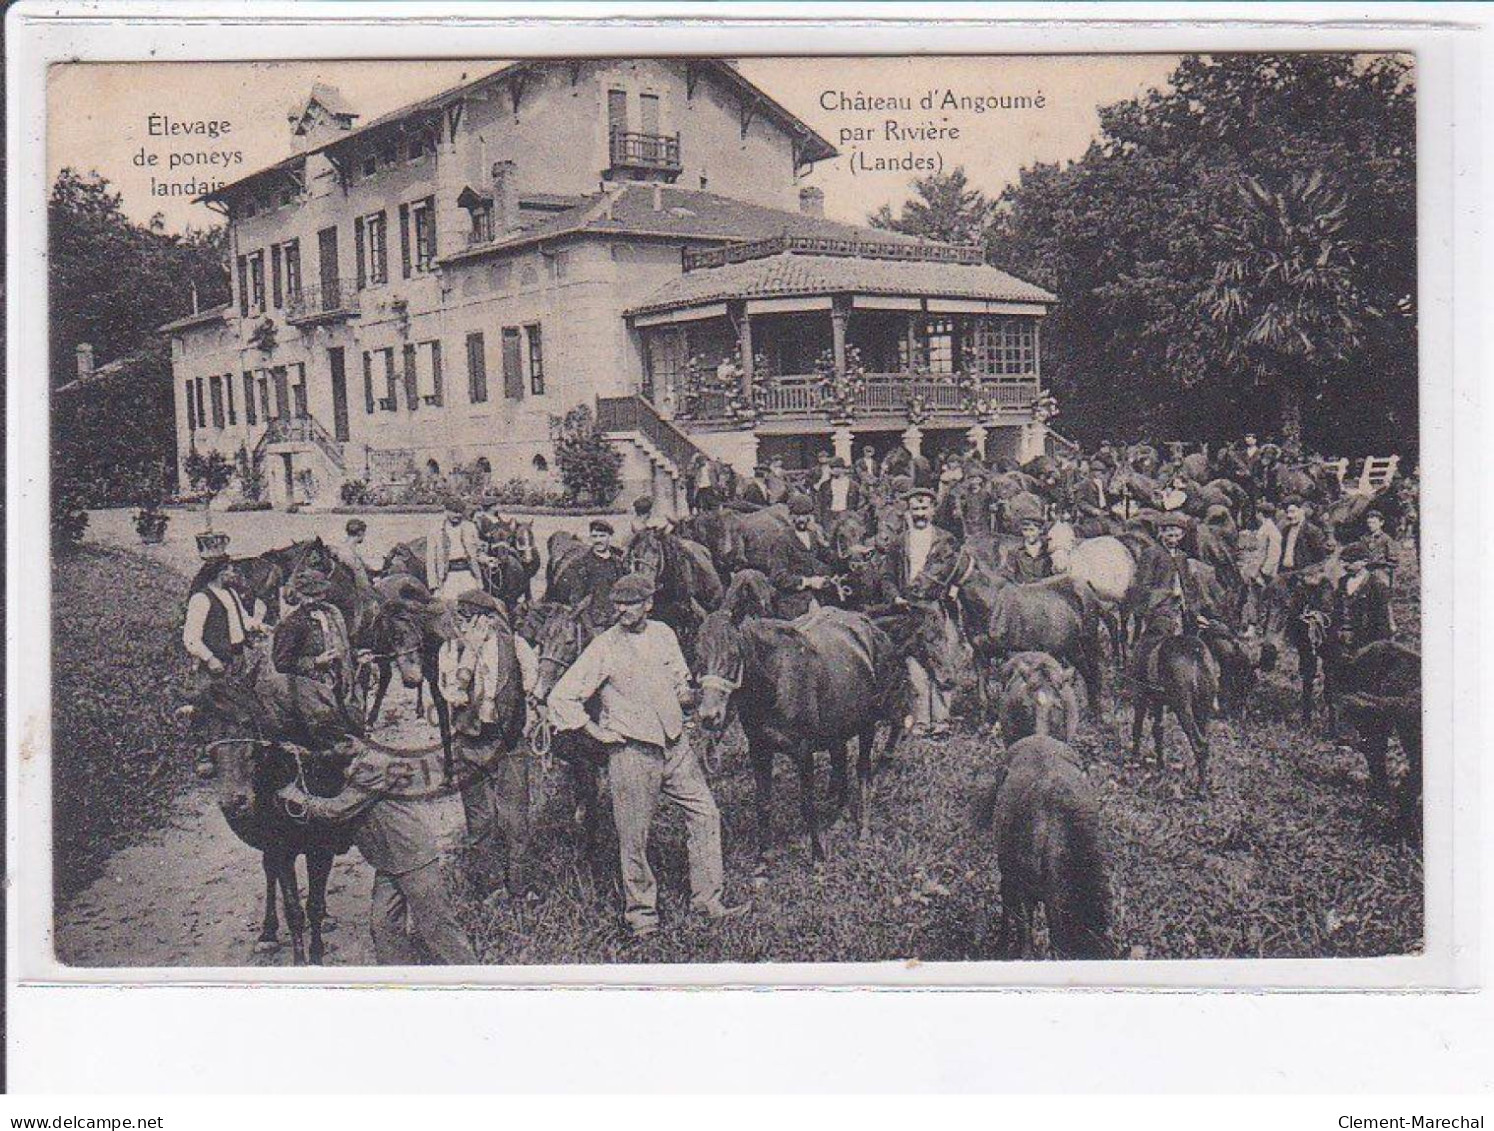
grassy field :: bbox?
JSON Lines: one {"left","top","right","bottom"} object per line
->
{"left": 53, "top": 544, "right": 200, "bottom": 899}
{"left": 54, "top": 537, "right": 1422, "bottom": 964}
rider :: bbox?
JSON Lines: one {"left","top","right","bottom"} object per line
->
{"left": 272, "top": 569, "right": 354, "bottom": 707}
{"left": 1333, "top": 542, "right": 1394, "bottom": 653}
{"left": 277, "top": 736, "right": 478, "bottom": 965}
{"left": 1001, "top": 509, "right": 1053, "bottom": 583}
{"left": 334, "top": 518, "right": 378, "bottom": 589}
{"left": 548, "top": 518, "right": 626, "bottom": 611}
{"left": 1360, "top": 509, "right": 1398, "bottom": 589}
{"left": 768, "top": 492, "right": 841, "bottom": 619}
{"left": 817, "top": 457, "right": 861, "bottom": 529}
{"left": 426, "top": 495, "right": 485, "bottom": 601}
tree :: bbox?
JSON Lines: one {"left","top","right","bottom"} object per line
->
{"left": 550, "top": 405, "right": 623, "bottom": 506}
{"left": 869, "top": 167, "right": 994, "bottom": 245}
{"left": 983, "top": 54, "right": 1416, "bottom": 454}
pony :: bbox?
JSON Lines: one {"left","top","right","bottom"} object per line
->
{"left": 1335, "top": 639, "right": 1422, "bottom": 832}
{"left": 383, "top": 537, "right": 428, "bottom": 589}
{"left": 544, "top": 530, "right": 588, "bottom": 596}
{"left": 624, "top": 526, "right": 723, "bottom": 653}
{"left": 477, "top": 513, "right": 541, "bottom": 611}
{"left": 972, "top": 735, "right": 1113, "bottom": 959}
{"left": 996, "top": 651, "right": 1087, "bottom": 744}
{"left": 358, "top": 574, "right": 438, "bottom": 725}
{"left": 696, "top": 573, "right": 909, "bottom": 863}
{"left": 1129, "top": 607, "right": 1221, "bottom": 795}
{"left": 180, "top": 652, "right": 361, "bottom": 964}
{"left": 956, "top": 561, "right": 1103, "bottom": 718}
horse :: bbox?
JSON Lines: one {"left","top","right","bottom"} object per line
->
{"left": 956, "top": 561, "right": 1103, "bottom": 718}
{"left": 624, "top": 526, "right": 723, "bottom": 653}
{"left": 1129, "top": 611, "right": 1221, "bottom": 795}
{"left": 383, "top": 537, "right": 428, "bottom": 589}
{"left": 995, "top": 652, "right": 1087, "bottom": 744}
{"left": 358, "top": 574, "right": 437, "bottom": 725}
{"left": 234, "top": 554, "right": 286, "bottom": 626}
{"left": 180, "top": 652, "right": 361, "bottom": 964}
{"left": 544, "top": 530, "right": 587, "bottom": 596}
{"left": 1334, "top": 639, "right": 1422, "bottom": 832}
{"left": 677, "top": 507, "right": 746, "bottom": 580}
{"left": 972, "top": 735, "right": 1113, "bottom": 959}
{"left": 696, "top": 575, "right": 909, "bottom": 863}
{"left": 477, "top": 514, "right": 541, "bottom": 611}
{"left": 365, "top": 579, "right": 461, "bottom": 776}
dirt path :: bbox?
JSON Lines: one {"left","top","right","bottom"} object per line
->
{"left": 56, "top": 683, "right": 468, "bottom": 969}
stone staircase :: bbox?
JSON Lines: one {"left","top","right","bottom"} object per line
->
{"left": 596, "top": 395, "right": 714, "bottom": 516}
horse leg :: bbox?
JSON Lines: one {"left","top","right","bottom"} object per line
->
{"left": 797, "top": 747, "right": 825, "bottom": 865}
{"left": 304, "top": 848, "right": 334, "bottom": 965}
{"left": 1151, "top": 701, "right": 1167, "bottom": 772}
{"left": 256, "top": 853, "right": 281, "bottom": 954}
{"left": 750, "top": 740, "right": 775, "bottom": 870}
{"left": 367, "top": 660, "right": 393, "bottom": 726}
{"left": 1179, "top": 693, "right": 1211, "bottom": 797}
{"left": 276, "top": 851, "right": 307, "bottom": 965}
{"left": 1298, "top": 644, "right": 1317, "bottom": 726}
{"left": 854, "top": 730, "right": 876, "bottom": 842}
{"left": 1130, "top": 693, "right": 1148, "bottom": 764}
{"left": 828, "top": 740, "right": 850, "bottom": 818}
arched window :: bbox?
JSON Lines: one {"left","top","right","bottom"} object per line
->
{"left": 475, "top": 456, "right": 492, "bottom": 475}
{"left": 426, "top": 458, "right": 441, "bottom": 477}
{"left": 532, "top": 453, "right": 549, "bottom": 473}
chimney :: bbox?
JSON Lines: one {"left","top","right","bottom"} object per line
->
{"left": 799, "top": 186, "right": 825, "bottom": 218}
{"left": 75, "top": 343, "right": 94, "bottom": 381}
{"left": 491, "top": 160, "right": 519, "bottom": 233}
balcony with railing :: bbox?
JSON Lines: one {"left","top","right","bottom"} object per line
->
{"left": 609, "top": 130, "right": 683, "bottom": 178}
{"left": 285, "top": 281, "right": 360, "bottom": 325}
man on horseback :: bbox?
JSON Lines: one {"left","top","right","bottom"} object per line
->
{"left": 272, "top": 570, "right": 355, "bottom": 707}
{"left": 548, "top": 518, "right": 626, "bottom": 611}
{"left": 888, "top": 486, "right": 962, "bottom": 737}
{"left": 547, "top": 572, "right": 746, "bottom": 939}
{"left": 768, "top": 493, "right": 843, "bottom": 620}
{"left": 426, "top": 495, "right": 485, "bottom": 601}
{"left": 1334, "top": 542, "right": 1394, "bottom": 654}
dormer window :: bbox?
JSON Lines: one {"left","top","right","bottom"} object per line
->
{"left": 457, "top": 185, "right": 494, "bottom": 247}
{"left": 361, "top": 153, "right": 377, "bottom": 178}
{"left": 406, "top": 135, "right": 430, "bottom": 163}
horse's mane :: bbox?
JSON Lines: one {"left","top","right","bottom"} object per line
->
{"left": 722, "top": 569, "right": 775, "bottom": 623}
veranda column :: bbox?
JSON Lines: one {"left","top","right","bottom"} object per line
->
{"left": 966, "top": 423, "right": 989, "bottom": 459}
{"left": 832, "top": 425, "right": 854, "bottom": 464}
{"left": 902, "top": 425, "right": 924, "bottom": 459}
{"left": 831, "top": 295, "right": 850, "bottom": 378}
{"left": 731, "top": 301, "right": 755, "bottom": 399}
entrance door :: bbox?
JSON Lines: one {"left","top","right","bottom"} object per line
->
{"left": 328, "top": 347, "right": 350, "bottom": 441}
{"left": 501, "top": 327, "right": 524, "bottom": 400}
{"left": 272, "top": 366, "right": 291, "bottom": 419}
{"left": 280, "top": 453, "right": 296, "bottom": 506}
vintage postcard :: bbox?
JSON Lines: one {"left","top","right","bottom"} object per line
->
{"left": 30, "top": 46, "right": 1444, "bottom": 984}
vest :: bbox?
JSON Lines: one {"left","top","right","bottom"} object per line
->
{"left": 200, "top": 588, "right": 246, "bottom": 665}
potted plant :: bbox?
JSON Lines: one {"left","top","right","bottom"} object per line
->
{"left": 183, "top": 445, "right": 235, "bottom": 558}
{"left": 131, "top": 465, "right": 171, "bottom": 544}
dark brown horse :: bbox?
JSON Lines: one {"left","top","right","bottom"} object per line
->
{"left": 995, "top": 651, "right": 1086, "bottom": 744}
{"left": 1335, "top": 639, "right": 1422, "bottom": 832}
{"left": 973, "top": 735, "right": 1113, "bottom": 959}
{"left": 1129, "top": 611, "right": 1221, "bottom": 795}
{"left": 696, "top": 574, "right": 908, "bottom": 864}
{"left": 624, "top": 526, "right": 723, "bottom": 653}
{"left": 182, "top": 652, "right": 361, "bottom": 964}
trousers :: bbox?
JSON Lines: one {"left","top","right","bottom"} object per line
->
{"left": 455, "top": 729, "right": 531, "bottom": 897}
{"left": 369, "top": 861, "right": 476, "bottom": 965}
{"left": 609, "top": 737, "right": 724, "bottom": 932}
{"left": 907, "top": 657, "right": 950, "bottom": 727}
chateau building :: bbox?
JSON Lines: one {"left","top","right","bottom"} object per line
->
{"left": 161, "top": 59, "right": 1056, "bottom": 510}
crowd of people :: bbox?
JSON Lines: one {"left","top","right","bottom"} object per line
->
{"left": 179, "top": 429, "right": 1416, "bottom": 963}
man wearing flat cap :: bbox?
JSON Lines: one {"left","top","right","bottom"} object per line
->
{"left": 548, "top": 518, "right": 625, "bottom": 612}
{"left": 273, "top": 569, "right": 354, "bottom": 706}
{"left": 1133, "top": 512, "right": 1220, "bottom": 625}
{"left": 887, "top": 485, "right": 963, "bottom": 736}
{"left": 769, "top": 492, "right": 841, "bottom": 619}
{"left": 1334, "top": 542, "right": 1393, "bottom": 654}
{"left": 548, "top": 572, "right": 745, "bottom": 938}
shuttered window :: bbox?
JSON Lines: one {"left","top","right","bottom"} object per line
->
{"left": 399, "top": 203, "right": 412, "bottom": 279}
{"left": 355, "top": 215, "right": 366, "bottom": 289}
{"left": 195, "top": 377, "right": 207, "bottom": 429}
{"left": 225, "top": 371, "right": 237, "bottom": 425}
{"left": 271, "top": 244, "right": 283, "bottom": 308}
{"left": 362, "top": 351, "right": 376, "bottom": 414}
{"left": 236, "top": 255, "right": 249, "bottom": 317}
{"left": 526, "top": 324, "right": 545, "bottom": 395}
{"left": 403, "top": 343, "right": 419, "bottom": 411}
{"left": 242, "top": 371, "right": 257, "bottom": 425}
{"left": 428, "top": 340, "right": 444, "bottom": 406}
{"left": 501, "top": 327, "right": 524, "bottom": 400}
{"left": 185, "top": 381, "right": 197, "bottom": 432}
{"left": 258, "top": 372, "right": 273, "bottom": 421}
{"left": 383, "top": 349, "right": 399, "bottom": 411}
{"left": 466, "top": 332, "right": 487, "bottom": 404}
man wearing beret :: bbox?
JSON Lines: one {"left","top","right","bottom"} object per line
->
{"left": 547, "top": 518, "right": 625, "bottom": 611}
{"left": 272, "top": 569, "right": 354, "bottom": 706}
{"left": 769, "top": 492, "right": 841, "bottom": 619}
{"left": 547, "top": 573, "right": 745, "bottom": 938}
{"left": 888, "top": 486, "right": 962, "bottom": 736}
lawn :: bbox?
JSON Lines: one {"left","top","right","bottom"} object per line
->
{"left": 52, "top": 544, "right": 200, "bottom": 900}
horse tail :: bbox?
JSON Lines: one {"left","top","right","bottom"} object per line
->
{"left": 972, "top": 777, "right": 1004, "bottom": 832}
{"left": 1044, "top": 795, "right": 1113, "bottom": 960}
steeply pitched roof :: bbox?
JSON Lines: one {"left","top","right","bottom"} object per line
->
{"left": 201, "top": 60, "right": 837, "bottom": 206}
{"left": 304, "top": 82, "right": 357, "bottom": 118}
{"left": 625, "top": 251, "right": 1056, "bottom": 316}
{"left": 440, "top": 183, "right": 921, "bottom": 263}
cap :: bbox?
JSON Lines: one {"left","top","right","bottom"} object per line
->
{"left": 633, "top": 495, "right": 653, "bottom": 516}
{"left": 906, "top": 486, "right": 937, "bottom": 503}
{"left": 788, "top": 492, "right": 815, "bottom": 516}
{"left": 611, "top": 572, "right": 655, "bottom": 604}
{"left": 589, "top": 519, "right": 615, "bottom": 535}
{"left": 456, "top": 589, "right": 502, "bottom": 614}
{"left": 1153, "top": 511, "right": 1192, "bottom": 530}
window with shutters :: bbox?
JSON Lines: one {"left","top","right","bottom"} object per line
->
{"left": 501, "top": 326, "right": 524, "bottom": 401}
{"left": 362, "top": 352, "right": 376, "bottom": 414}
{"left": 424, "top": 340, "right": 444, "bottom": 406}
{"left": 242, "top": 371, "right": 257, "bottom": 425}
{"left": 292, "top": 363, "right": 309, "bottom": 418}
{"left": 411, "top": 340, "right": 442, "bottom": 406}
{"left": 185, "top": 381, "right": 197, "bottom": 432}
{"left": 258, "top": 371, "right": 273, "bottom": 422}
{"left": 209, "top": 375, "right": 225, "bottom": 428}
{"left": 276, "top": 238, "right": 302, "bottom": 306}
{"left": 466, "top": 332, "right": 488, "bottom": 404}
{"left": 247, "top": 251, "right": 266, "bottom": 315}
{"left": 411, "top": 197, "right": 436, "bottom": 272}
{"left": 403, "top": 343, "right": 419, "bottom": 411}
{"left": 225, "top": 372, "right": 237, "bottom": 425}
{"left": 525, "top": 324, "right": 545, "bottom": 395}
{"left": 382, "top": 348, "right": 399, "bottom": 411}
{"left": 194, "top": 377, "right": 207, "bottom": 429}
{"left": 236, "top": 255, "right": 249, "bottom": 317}
{"left": 357, "top": 211, "right": 388, "bottom": 286}
{"left": 271, "top": 244, "right": 283, "bottom": 308}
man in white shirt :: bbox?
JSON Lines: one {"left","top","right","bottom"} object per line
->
{"left": 182, "top": 552, "right": 266, "bottom": 775}
{"left": 426, "top": 497, "right": 484, "bottom": 600}
{"left": 547, "top": 572, "right": 746, "bottom": 938}
{"left": 889, "top": 488, "right": 960, "bottom": 736}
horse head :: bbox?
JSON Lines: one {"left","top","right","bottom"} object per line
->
{"left": 185, "top": 675, "right": 294, "bottom": 825}
{"left": 625, "top": 528, "right": 665, "bottom": 590}
{"left": 373, "top": 597, "right": 427, "bottom": 689}
{"left": 534, "top": 596, "right": 596, "bottom": 701}
{"left": 721, "top": 568, "right": 775, "bottom": 624}
{"left": 695, "top": 608, "right": 745, "bottom": 734}
{"left": 905, "top": 599, "right": 965, "bottom": 692}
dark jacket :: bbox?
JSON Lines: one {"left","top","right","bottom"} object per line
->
{"left": 272, "top": 602, "right": 352, "bottom": 688}
{"left": 741, "top": 479, "right": 772, "bottom": 508}
{"left": 1279, "top": 520, "right": 1331, "bottom": 572}
{"left": 1334, "top": 573, "right": 1393, "bottom": 652}
{"left": 767, "top": 530, "right": 838, "bottom": 619}
{"left": 1133, "top": 544, "right": 1217, "bottom": 618}
{"left": 547, "top": 548, "right": 625, "bottom": 610}
{"left": 886, "top": 524, "right": 962, "bottom": 600}
{"left": 1000, "top": 540, "right": 1054, "bottom": 584}
{"left": 816, "top": 478, "right": 862, "bottom": 526}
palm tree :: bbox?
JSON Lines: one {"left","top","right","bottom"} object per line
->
{"left": 1201, "top": 170, "right": 1370, "bottom": 450}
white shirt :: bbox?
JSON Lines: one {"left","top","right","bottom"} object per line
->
{"left": 548, "top": 621, "right": 692, "bottom": 747}
{"left": 830, "top": 477, "right": 851, "bottom": 512}
{"left": 1282, "top": 522, "right": 1302, "bottom": 569}
{"left": 907, "top": 524, "right": 935, "bottom": 581}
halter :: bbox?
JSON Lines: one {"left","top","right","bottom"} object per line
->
{"left": 699, "top": 673, "right": 741, "bottom": 695}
